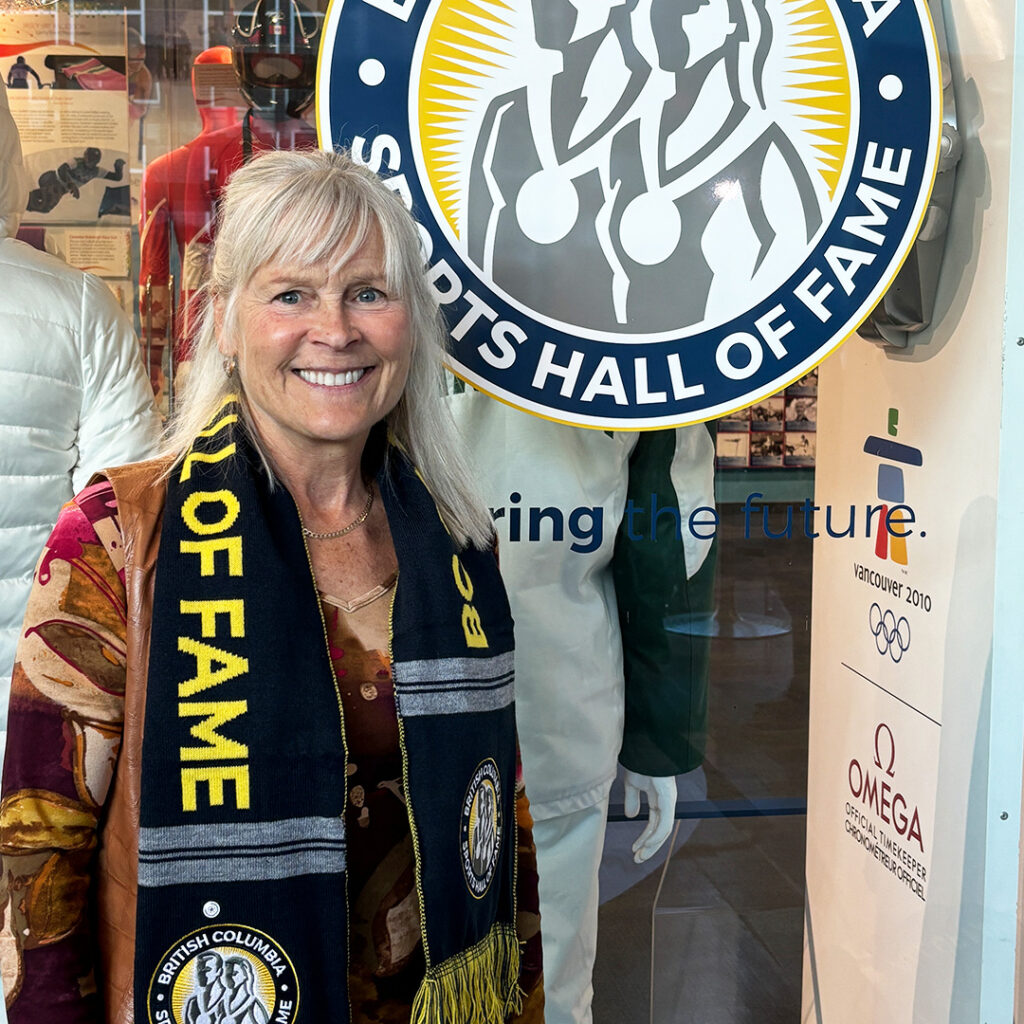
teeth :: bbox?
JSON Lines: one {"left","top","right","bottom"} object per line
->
{"left": 297, "top": 368, "right": 366, "bottom": 387}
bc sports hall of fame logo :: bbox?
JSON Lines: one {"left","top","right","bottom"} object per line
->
{"left": 148, "top": 925, "right": 298, "bottom": 1023}
{"left": 319, "top": 0, "right": 942, "bottom": 429}
{"left": 461, "top": 758, "right": 502, "bottom": 898}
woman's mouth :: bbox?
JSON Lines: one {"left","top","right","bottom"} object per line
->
{"left": 296, "top": 368, "right": 368, "bottom": 387}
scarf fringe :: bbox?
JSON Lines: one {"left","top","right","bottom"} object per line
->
{"left": 411, "top": 922, "right": 523, "bottom": 1024}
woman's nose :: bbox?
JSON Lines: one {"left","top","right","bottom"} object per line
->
{"left": 310, "top": 301, "right": 360, "bottom": 346}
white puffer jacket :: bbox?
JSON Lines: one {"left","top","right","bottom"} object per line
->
{"left": 0, "top": 83, "right": 161, "bottom": 749}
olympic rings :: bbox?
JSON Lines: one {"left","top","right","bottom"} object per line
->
{"left": 869, "top": 602, "right": 911, "bottom": 663}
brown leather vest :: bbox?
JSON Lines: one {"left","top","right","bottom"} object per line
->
{"left": 95, "top": 458, "right": 170, "bottom": 1023}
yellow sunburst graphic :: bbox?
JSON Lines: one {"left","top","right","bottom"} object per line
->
{"left": 782, "top": 0, "right": 853, "bottom": 199}
{"left": 417, "top": 0, "right": 515, "bottom": 237}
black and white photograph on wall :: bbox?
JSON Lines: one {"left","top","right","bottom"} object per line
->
{"left": 750, "top": 431, "right": 785, "bottom": 467}
{"left": 719, "top": 407, "right": 751, "bottom": 432}
{"left": 785, "top": 431, "right": 816, "bottom": 467}
{"left": 716, "top": 431, "right": 750, "bottom": 468}
{"left": 786, "top": 369, "right": 819, "bottom": 396}
{"left": 785, "top": 396, "right": 818, "bottom": 431}
{"left": 751, "top": 397, "right": 785, "bottom": 432}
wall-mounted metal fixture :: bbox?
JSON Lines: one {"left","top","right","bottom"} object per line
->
{"left": 860, "top": 0, "right": 962, "bottom": 349}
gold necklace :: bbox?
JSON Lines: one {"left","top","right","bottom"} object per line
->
{"left": 302, "top": 488, "right": 375, "bottom": 540}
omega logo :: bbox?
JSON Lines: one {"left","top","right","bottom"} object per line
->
{"left": 848, "top": 721, "right": 923, "bottom": 852}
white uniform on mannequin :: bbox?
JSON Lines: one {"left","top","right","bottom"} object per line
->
{"left": 450, "top": 389, "right": 715, "bottom": 1024}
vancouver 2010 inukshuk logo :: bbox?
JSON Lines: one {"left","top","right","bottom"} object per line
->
{"left": 318, "top": 0, "right": 941, "bottom": 429}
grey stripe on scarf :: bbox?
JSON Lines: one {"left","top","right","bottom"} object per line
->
{"left": 393, "top": 651, "right": 514, "bottom": 716}
{"left": 138, "top": 816, "right": 346, "bottom": 886}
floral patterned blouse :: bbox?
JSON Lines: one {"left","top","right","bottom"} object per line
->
{"left": 0, "top": 481, "right": 543, "bottom": 1023}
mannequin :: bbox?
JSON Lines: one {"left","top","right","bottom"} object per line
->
{"left": 139, "top": 46, "right": 243, "bottom": 400}
{"left": 176, "top": 0, "right": 320, "bottom": 373}
{"left": 450, "top": 390, "right": 716, "bottom": 1024}
{"left": 172, "top": 112, "right": 317, "bottom": 372}
{"left": 141, "top": 0, "right": 320, "bottom": 394}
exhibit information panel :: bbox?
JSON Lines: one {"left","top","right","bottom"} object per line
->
{"left": 804, "top": 0, "right": 1016, "bottom": 1017}
{"left": 0, "top": 9, "right": 134, "bottom": 307}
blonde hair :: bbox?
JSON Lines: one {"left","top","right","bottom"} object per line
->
{"left": 162, "top": 148, "right": 493, "bottom": 548}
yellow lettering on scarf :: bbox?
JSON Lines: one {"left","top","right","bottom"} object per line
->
{"left": 175, "top": 403, "right": 252, "bottom": 814}
{"left": 178, "top": 637, "right": 249, "bottom": 697}
{"left": 179, "top": 537, "right": 243, "bottom": 576}
{"left": 181, "top": 490, "right": 240, "bottom": 536}
{"left": 451, "top": 555, "right": 474, "bottom": 599}
{"left": 461, "top": 607, "right": 488, "bottom": 649}
{"left": 196, "top": 411, "right": 238, "bottom": 438}
{"left": 179, "top": 443, "right": 237, "bottom": 483}
{"left": 181, "top": 765, "right": 250, "bottom": 811}
{"left": 451, "top": 555, "right": 488, "bottom": 649}
{"left": 180, "top": 700, "right": 249, "bottom": 761}
{"left": 180, "top": 599, "right": 245, "bottom": 637}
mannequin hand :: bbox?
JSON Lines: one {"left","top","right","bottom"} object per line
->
{"left": 623, "top": 771, "right": 677, "bottom": 864}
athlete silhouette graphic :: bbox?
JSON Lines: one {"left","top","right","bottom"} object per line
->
{"left": 467, "top": 0, "right": 648, "bottom": 330}
{"left": 471, "top": 782, "right": 497, "bottom": 877}
{"left": 184, "top": 951, "right": 226, "bottom": 1024}
{"left": 219, "top": 957, "right": 270, "bottom": 1024}
{"left": 466, "top": 0, "right": 823, "bottom": 332}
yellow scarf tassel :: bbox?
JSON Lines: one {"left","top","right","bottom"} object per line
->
{"left": 411, "top": 922, "right": 523, "bottom": 1024}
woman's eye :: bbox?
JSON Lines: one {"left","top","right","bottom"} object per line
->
{"left": 274, "top": 290, "right": 301, "bottom": 305}
{"left": 353, "top": 286, "right": 384, "bottom": 304}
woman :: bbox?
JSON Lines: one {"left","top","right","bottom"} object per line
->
{"left": 0, "top": 149, "right": 543, "bottom": 1023}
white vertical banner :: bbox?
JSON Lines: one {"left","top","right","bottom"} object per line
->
{"left": 802, "top": 0, "right": 1015, "bottom": 1018}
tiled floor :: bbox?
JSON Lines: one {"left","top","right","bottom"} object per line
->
{"left": 593, "top": 504, "right": 812, "bottom": 1023}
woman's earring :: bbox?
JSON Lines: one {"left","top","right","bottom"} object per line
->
{"left": 223, "top": 356, "right": 237, "bottom": 378}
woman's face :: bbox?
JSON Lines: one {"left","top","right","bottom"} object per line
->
{"left": 220, "top": 230, "right": 413, "bottom": 465}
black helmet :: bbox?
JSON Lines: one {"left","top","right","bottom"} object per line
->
{"left": 231, "top": 0, "right": 320, "bottom": 119}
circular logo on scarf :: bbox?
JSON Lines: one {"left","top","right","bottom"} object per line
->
{"left": 147, "top": 925, "right": 298, "bottom": 1023}
{"left": 461, "top": 758, "right": 503, "bottom": 898}
{"left": 319, "top": 0, "right": 942, "bottom": 429}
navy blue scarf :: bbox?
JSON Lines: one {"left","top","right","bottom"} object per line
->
{"left": 135, "top": 399, "right": 520, "bottom": 1023}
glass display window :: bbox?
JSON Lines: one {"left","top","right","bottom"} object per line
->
{"left": 2, "top": 0, "right": 1020, "bottom": 1021}
{"left": 4, "top": 0, "right": 325, "bottom": 414}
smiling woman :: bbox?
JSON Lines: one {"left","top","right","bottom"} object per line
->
{"left": 166, "top": 147, "right": 491, "bottom": 549}
{"left": 223, "top": 235, "right": 414, "bottom": 473}
{"left": 1, "top": 149, "right": 544, "bottom": 1024}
